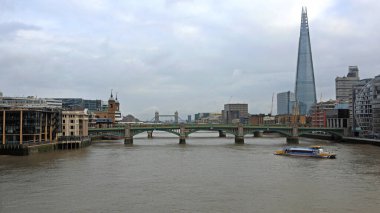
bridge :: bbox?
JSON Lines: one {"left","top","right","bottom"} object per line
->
{"left": 88, "top": 124, "right": 346, "bottom": 144}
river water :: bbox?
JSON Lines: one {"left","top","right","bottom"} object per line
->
{"left": 1, "top": 132, "right": 380, "bottom": 213}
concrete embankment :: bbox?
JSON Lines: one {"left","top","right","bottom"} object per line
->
{"left": 0, "top": 143, "right": 58, "bottom": 156}
{"left": 340, "top": 137, "right": 380, "bottom": 146}
{"left": 0, "top": 137, "right": 92, "bottom": 156}
{"left": 302, "top": 134, "right": 380, "bottom": 146}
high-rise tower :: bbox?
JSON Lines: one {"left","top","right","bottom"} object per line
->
{"left": 295, "top": 7, "right": 317, "bottom": 115}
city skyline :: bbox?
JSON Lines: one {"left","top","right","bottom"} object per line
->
{"left": 1, "top": 0, "right": 380, "bottom": 120}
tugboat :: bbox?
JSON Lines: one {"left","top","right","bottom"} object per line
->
{"left": 274, "top": 146, "right": 336, "bottom": 159}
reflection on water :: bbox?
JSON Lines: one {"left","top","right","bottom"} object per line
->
{"left": 1, "top": 132, "right": 380, "bottom": 213}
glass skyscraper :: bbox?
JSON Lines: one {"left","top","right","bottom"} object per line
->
{"left": 295, "top": 7, "right": 317, "bottom": 115}
{"left": 277, "top": 91, "right": 295, "bottom": 115}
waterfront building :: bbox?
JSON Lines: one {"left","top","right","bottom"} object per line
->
{"left": 294, "top": 7, "right": 317, "bottom": 115}
{"left": 249, "top": 114, "right": 265, "bottom": 125}
{"left": 353, "top": 76, "right": 380, "bottom": 137}
{"left": 326, "top": 108, "right": 349, "bottom": 129}
{"left": 277, "top": 91, "right": 295, "bottom": 115}
{"left": 0, "top": 96, "right": 61, "bottom": 145}
{"left": 223, "top": 104, "right": 249, "bottom": 124}
{"left": 93, "top": 91, "right": 122, "bottom": 124}
{"left": 310, "top": 100, "right": 336, "bottom": 127}
{"left": 275, "top": 114, "right": 307, "bottom": 126}
{"left": 335, "top": 66, "right": 360, "bottom": 130}
{"left": 61, "top": 110, "right": 89, "bottom": 137}
{"left": 336, "top": 66, "right": 360, "bottom": 102}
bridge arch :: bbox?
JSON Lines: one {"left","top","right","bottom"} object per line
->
{"left": 186, "top": 129, "right": 237, "bottom": 137}
{"left": 132, "top": 129, "right": 180, "bottom": 137}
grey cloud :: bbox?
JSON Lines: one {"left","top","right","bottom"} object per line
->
{"left": 0, "top": 21, "right": 41, "bottom": 37}
{"left": 1, "top": 1, "right": 380, "bottom": 120}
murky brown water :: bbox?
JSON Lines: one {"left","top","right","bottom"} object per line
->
{"left": 1, "top": 132, "right": 380, "bottom": 212}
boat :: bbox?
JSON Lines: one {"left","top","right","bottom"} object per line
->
{"left": 274, "top": 146, "right": 336, "bottom": 159}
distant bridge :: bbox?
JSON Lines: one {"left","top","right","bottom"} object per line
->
{"left": 88, "top": 124, "right": 346, "bottom": 144}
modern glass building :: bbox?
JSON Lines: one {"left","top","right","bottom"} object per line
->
{"left": 295, "top": 7, "right": 317, "bottom": 115}
{"left": 277, "top": 91, "right": 295, "bottom": 115}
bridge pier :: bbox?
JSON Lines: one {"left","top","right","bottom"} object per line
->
{"left": 287, "top": 127, "right": 299, "bottom": 144}
{"left": 235, "top": 136, "right": 244, "bottom": 144}
{"left": 254, "top": 131, "right": 263, "bottom": 137}
{"left": 218, "top": 130, "right": 226, "bottom": 138}
{"left": 147, "top": 131, "right": 153, "bottom": 139}
{"left": 235, "top": 124, "right": 244, "bottom": 144}
{"left": 124, "top": 137, "right": 133, "bottom": 144}
{"left": 179, "top": 125, "right": 186, "bottom": 144}
{"left": 124, "top": 125, "right": 133, "bottom": 145}
{"left": 286, "top": 136, "right": 299, "bottom": 144}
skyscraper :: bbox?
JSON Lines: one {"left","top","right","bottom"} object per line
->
{"left": 277, "top": 91, "right": 295, "bottom": 115}
{"left": 295, "top": 7, "right": 317, "bottom": 115}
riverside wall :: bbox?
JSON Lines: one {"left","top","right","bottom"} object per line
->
{"left": 302, "top": 134, "right": 380, "bottom": 146}
{"left": 0, "top": 137, "right": 92, "bottom": 156}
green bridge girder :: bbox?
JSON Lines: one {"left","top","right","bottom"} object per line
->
{"left": 88, "top": 124, "right": 345, "bottom": 138}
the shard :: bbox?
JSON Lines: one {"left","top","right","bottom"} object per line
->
{"left": 295, "top": 7, "right": 317, "bottom": 115}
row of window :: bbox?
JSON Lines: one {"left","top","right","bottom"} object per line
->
{"left": 62, "top": 126, "right": 75, "bottom": 129}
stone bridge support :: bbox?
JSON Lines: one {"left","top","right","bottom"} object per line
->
{"left": 179, "top": 125, "right": 186, "bottom": 144}
{"left": 286, "top": 127, "right": 299, "bottom": 144}
{"left": 124, "top": 125, "right": 133, "bottom": 144}
{"left": 218, "top": 130, "right": 226, "bottom": 138}
{"left": 254, "top": 131, "right": 263, "bottom": 137}
{"left": 147, "top": 131, "right": 153, "bottom": 139}
{"left": 235, "top": 124, "right": 244, "bottom": 144}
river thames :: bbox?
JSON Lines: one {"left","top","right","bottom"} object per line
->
{"left": 1, "top": 132, "right": 380, "bottom": 212}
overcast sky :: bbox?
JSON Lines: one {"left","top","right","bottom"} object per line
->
{"left": 1, "top": 0, "right": 379, "bottom": 120}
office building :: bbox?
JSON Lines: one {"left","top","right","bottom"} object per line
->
{"left": 326, "top": 108, "right": 349, "bottom": 129}
{"left": 223, "top": 104, "right": 249, "bottom": 124}
{"left": 56, "top": 98, "right": 101, "bottom": 111}
{"left": 336, "top": 66, "right": 360, "bottom": 102}
{"left": 62, "top": 110, "right": 89, "bottom": 137}
{"left": 0, "top": 96, "right": 61, "bottom": 145}
{"left": 294, "top": 7, "right": 317, "bottom": 115}
{"left": 353, "top": 76, "right": 380, "bottom": 137}
{"left": 310, "top": 100, "right": 336, "bottom": 127}
{"left": 277, "top": 91, "right": 295, "bottom": 115}
{"left": 335, "top": 66, "right": 361, "bottom": 133}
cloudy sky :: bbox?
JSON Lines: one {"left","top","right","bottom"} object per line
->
{"left": 1, "top": 0, "right": 379, "bottom": 120}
